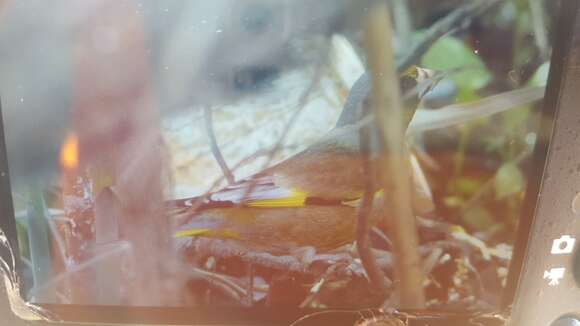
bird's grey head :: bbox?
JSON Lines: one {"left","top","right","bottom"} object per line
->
{"left": 334, "top": 67, "right": 440, "bottom": 129}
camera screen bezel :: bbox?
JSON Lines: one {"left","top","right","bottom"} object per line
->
{"left": 0, "top": 1, "right": 577, "bottom": 325}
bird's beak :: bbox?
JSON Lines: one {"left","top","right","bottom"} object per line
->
{"left": 415, "top": 67, "right": 445, "bottom": 99}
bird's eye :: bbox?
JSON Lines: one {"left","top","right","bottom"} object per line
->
{"left": 233, "top": 66, "right": 279, "bottom": 92}
{"left": 241, "top": 4, "right": 274, "bottom": 34}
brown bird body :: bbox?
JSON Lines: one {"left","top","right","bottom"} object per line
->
{"left": 172, "top": 140, "right": 430, "bottom": 253}
{"left": 172, "top": 67, "right": 438, "bottom": 253}
{"left": 178, "top": 205, "right": 360, "bottom": 253}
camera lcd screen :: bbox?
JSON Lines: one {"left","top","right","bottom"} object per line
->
{"left": 0, "top": 0, "right": 556, "bottom": 323}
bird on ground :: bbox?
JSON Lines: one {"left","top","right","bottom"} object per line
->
{"left": 171, "top": 66, "right": 439, "bottom": 254}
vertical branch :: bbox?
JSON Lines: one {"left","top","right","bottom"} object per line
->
{"left": 357, "top": 115, "right": 392, "bottom": 297}
{"left": 391, "top": 0, "right": 413, "bottom": 52}
{"left": 364, "top": 4, "right": 425, "bottom": 308}
{"left": 204, "top": 106, "right": 235, "bottom": 185}
{"left": 73, "top": 0, "right": 181, "bottom": 306}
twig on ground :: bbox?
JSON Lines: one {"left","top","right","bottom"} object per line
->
{"left": 182, "top": 238, "right": 391, "bottom": 278}
{"left": 372, "top": 227, "right": 393, "bottom": 248}
{"left": 188, "top": 266, "right": 246, "bottom": 302}
{"left": 422, "top": 247, "right": 444, "bottom": 276}
{"left": 299, "top": 266, "right": 335, "bottom": 308}
{"left": 188, "top": 265, "right": 271, "bottom": 303}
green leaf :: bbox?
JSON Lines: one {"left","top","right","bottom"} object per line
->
{"left": 443, "top": 196, "right": 464, "bottom": 208}
{"left": 494, "top": 162, "right": 525, "bottom": 200}
{"left": 448, "top": 177, "right": 482, "bottom": 197}
{"left": 462, "top": 206, "right": 495, "bottom": 231}
{"left": 16, "top": 220, "right": 30, "bottom": 260}
{"left": 456, "top": 87, "right": 480, "bottom": 103}
{"left": 501, "top": 106, "right": 531, "bottom": 131}
{"left": 27, "top": 188, "right": 53, "bottom": 296}
{"left": 528, "top": 62, "right": 550, "bottom": 87}
{"left": 421, "top": 36, "right": 491, "bottom": 93}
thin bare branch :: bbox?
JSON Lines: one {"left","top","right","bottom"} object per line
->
{"left": 397, "top": 0, "right": 505, "bottom": 72}
{"left": 204, "top": 106, "right": 235, "bottom": 185}
{"left": 410, "top": 86, "right": 545, "bottom": 133}
{"left": 239, "top": 52, "right": 328, "bottom": 202}
{"left": 391, "top": 0, "right": 413, "bottom": 52}
{"left": 364, "top": 3, "right": 425, "bottom": 308}
{"left": 357, "top": 105, "right": 392, "bottom": 297}
{"left": 529, "top": 0, "right": 550, "bottom": 60}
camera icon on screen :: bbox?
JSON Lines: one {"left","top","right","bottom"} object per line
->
{"left": 551, "top": 235, "right": 576, "bottom": 255}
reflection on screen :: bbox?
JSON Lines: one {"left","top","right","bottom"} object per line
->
{"left": 0, "top": 0, "right": 550, "bottom": 310}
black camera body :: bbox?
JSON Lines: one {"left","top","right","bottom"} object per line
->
{"left": 507, "top": 2, "right": 580, "bottom": 325}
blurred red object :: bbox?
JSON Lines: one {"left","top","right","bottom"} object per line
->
{"left": 61, "top": 0, "right": 180, "bottom": 306}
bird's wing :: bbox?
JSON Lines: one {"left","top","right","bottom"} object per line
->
{"left": 170, "top": 174, "right": 348, "bottom": 213}
{"left": 170, "top": 173, "right": 353, "bottom": 241}
{"left": 209, "top": 174, "right": 310, "bottom": 208}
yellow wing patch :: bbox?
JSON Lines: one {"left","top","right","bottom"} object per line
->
{"left": 175, "top": 228, "right": 240, "bottom": 239}
{"left": 245, "top": 189, "right": 308, "bottom": 208}
{"left": 175, "top": 228, "right": 211, "bottom": 238}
